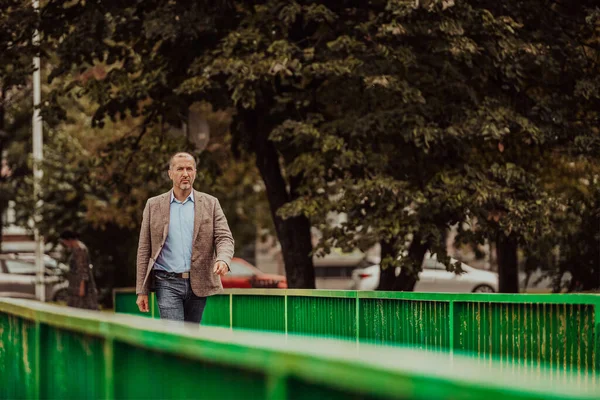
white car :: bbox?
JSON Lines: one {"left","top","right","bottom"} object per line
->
{"left": 351, "top": 254, "right": 498, "bottom": 293}
{"left": 0, "top": 253, "right": 69, "bottom": 301}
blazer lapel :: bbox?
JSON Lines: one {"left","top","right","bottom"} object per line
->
{"left": 160, "top": 190, "right": 172, "bottom": 241}
{"left": 193, "top": 190, "right": 203, "bottom": 242}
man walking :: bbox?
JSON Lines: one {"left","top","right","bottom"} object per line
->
{"left": 135, "top": 152, "right": 234, "bottom": 323}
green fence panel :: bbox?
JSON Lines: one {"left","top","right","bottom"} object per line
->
{"left": 113, "top": 340, "right": 267, "bottom": 399}
{"left": 114, "top": 289, "right": 600, "bottom": 373}
{"left": 286, "top": 377, "right": 385, "bottom": 400}
{"left": 232, "top": 293, "right": 286, "bottom": 332}
{"left": 113, "top": 289, "right": 153, "bottom": 318}
{"left": 3, "top": 297, "right": 600, "bottom": 400}
{"left": 454, "top": 301, "right": 596, "bottom": 373}
{"left": 359, "top": 298, "right": 450, "bottom": 349}
{"left": 0, "top": 313, "right": 38, "bottom": 400}
{"left": 40, "top": 326, "right": 106, "bottom": 399}
{"left": 203, "top": 294, "right": 231, "bottom": 327}
{"left": 287, "top": 291, "right": 357, "bottom": 339}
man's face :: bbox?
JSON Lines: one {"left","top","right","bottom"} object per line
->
{"left": 168, "top": 155, "right": 196, "bottom": 191}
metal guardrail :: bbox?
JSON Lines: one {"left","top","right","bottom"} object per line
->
{"left": 115, "top": 289, "right": 600, "bottom": 374}
{"left": 2, "top": 297, "right": 600, "bottom": 400}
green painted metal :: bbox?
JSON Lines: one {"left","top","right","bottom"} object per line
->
{"left": 286, "top": 378, "right": 384, "bottom": 400}
{"left": 116, "top": 289, "right": 600, "bottom": 373}
{"left": 454, "top": 302, "right": 596, "bottom": 374}
{"left": 360, "top": 298, "right": 450, "bottom": 349}
{"left": 103, "top": 338, "right": 114, "bottom": 399}
{"left": 113, "top": 340, "right": 267, "bottom": 399}
{"left": 2, "top": 298, "right": 600, "bottom": 400}
{"left": 287, "top": 295, "right": 357, "bottom": 339}
{"left": 113, "top": 289, "right": 150, "bottom": 318}
{"left": 112, "top": 289, "right": 159, "bottom": 319}
{"left": 354, "top": 291, "right": 600, "bottom": 306}
{"left": 40, "top": 326, "right": 106, "bottom": 399}
{"left": 203, "top": 294, "right": 232, "bottom": 327}
{"left": 0, "top": 313, "right": 38, "bottom": 399}
{"left": 232, "top": 294, "right": 285, "bottom": 332}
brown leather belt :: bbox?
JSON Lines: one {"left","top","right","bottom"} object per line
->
{"left": 155, "top": 270, "right": 190, "bottom": 279}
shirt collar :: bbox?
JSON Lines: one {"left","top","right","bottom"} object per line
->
{"left": 170, "top": 190, "right": 194, "bottom": 204}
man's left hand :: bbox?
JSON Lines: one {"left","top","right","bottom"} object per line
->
{"left": 214, "top": 261, "right": 229, "bottom": 276}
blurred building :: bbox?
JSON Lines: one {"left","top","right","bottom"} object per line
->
{"left": 1, "top": 201, "right": 37, "bottom": 253}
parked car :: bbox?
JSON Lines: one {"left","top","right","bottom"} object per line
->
{"left": 351, "top": 253, "right": 498, "bottom": 293}
{"left": 0, "top": 253, "right": 69, "bottom": 301}
{"left": 222, "top": 258, "right": 287, "bottom": 289}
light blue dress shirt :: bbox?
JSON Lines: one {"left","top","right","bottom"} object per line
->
{"left": 154, "top": 191, "right": 195, "bottom": 273}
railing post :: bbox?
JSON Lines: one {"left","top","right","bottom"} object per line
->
{"left": 34, "top": 321, "right": 41, "bottom": 400}
{"left": 229, "top": 293, "right": 233, "bottom": 329}
{"left": 355, "top": 292, "right": 360, "bottom": 346}
{"left": 595, "top": 299, "right": 600, "bottom": 374}
{"left": 449, "top": 300, "right": 455, "bottom": 358}
{"left": 266, "top": 373, "right": 287, "bottom": 400}
{"left": 284, "top": 291, "right": 288, "bottom": 335}
{"left": 103, "top": 338, "right": 114, "bottom": 400}
{"left": 151, "top": 293, "right": 157, "bottom": 318}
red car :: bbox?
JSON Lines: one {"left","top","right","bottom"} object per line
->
{"left": 221, "top": 258, "right": 288, "bottom": 289}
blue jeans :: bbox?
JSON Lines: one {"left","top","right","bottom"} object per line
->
{"left": 154, "top": 271, "right": 207, "bottom": 323}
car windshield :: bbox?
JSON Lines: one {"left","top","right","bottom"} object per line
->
{"left": 2, "top": 255, "right": 67, "bottom": 275}
{"left": 423, "top": 258, "right": 444, "bottom": 270}
{"left": 5, "top": 260, "right": 38, "bottom": 275}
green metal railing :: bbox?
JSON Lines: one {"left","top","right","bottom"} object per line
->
{"left": 2, "top": 297, "right": 600, "bottom": 400}
{"left": 115, "top": 289, "right": 600, "bottom": 374}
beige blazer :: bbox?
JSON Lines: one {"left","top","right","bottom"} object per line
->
{"left": 136, "top": 189, "right": 234, "bottom": 297}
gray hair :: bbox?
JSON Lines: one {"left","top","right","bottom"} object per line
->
{"left": 168, "top": 152, "right": 196, "bottom": 169}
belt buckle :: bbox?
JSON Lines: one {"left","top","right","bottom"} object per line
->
{"left": 182, "top": 272, "right": 190, "bottom": 279}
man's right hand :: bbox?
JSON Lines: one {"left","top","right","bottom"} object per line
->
{"left": 136, "top": 294, "right": 149, "bottom": 313}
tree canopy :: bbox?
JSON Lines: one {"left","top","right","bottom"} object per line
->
{"left": 3, "top": 0, "right": 598, "bottom": 292}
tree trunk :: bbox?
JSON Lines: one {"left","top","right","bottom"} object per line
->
{"left": 376, "top": 239, "right": 396, "bottom": 290}
{"left": 393, "top": 233, "right": 429, "bottom": 291}
{"left": 496, "top": 232, "right": 519, "bottom": 293}
{"left": 247, "top": 111, "right": 315, "bottom": 289}
{"left": 567, "top": 200, "right": 600, "bottom": 292}
{"left": 581, "top": 199, "right": 600, "bottom": 291}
